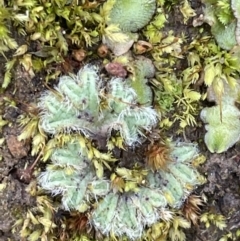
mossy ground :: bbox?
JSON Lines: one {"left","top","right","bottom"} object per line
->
{"left": 0, "top": 0, "right": 240, "bottom": 240}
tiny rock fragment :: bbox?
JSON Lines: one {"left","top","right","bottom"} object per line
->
{"left": 133, "top": 40, "right": 152, "bottom": 54}
{"left": 0, "top": 183, "right": 7, "bottom": 192}
{"left": 105, "top": 62, "right": 127, "bottom": 78}
{"left": 0, "top": 138, "right": 5, "bottom": 146}
{"left": 72, "top": 49, "right": 87, "bottom": 62}
{"left": 97, "top": 44, "right": 109, "bottom": 58}
{"left": 6, "top": 135, "right": 29, "bottom": 158}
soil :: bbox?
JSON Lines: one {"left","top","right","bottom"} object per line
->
{"left": 0, "top": 0, "right": 240, "bottom": 241}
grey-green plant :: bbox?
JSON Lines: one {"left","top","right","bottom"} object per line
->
{"left": 39, "top": 63, "right": 157, "bottom": 145}
{"left": 39, "top": 139, "right": 202, "bottom": 239}
{"left": 37, "top": 63, "right": 203, "bottom": 239}
{"left": 101, "top": 0, "right": 156, "bottom": 55}
{"left": 107, "top": 0, "right": 156, "bottom": 32}
{"left": 39, "top": 141, "right": 110, "bottom": 212}
{"left": 201, "top": 104, "right": 240, "bottom": 153}
{"left": 200, "top": 0, "right": 240, "bottom": 50}
{"left": 201, "top": 80, "right": 240, "bottom": 153}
